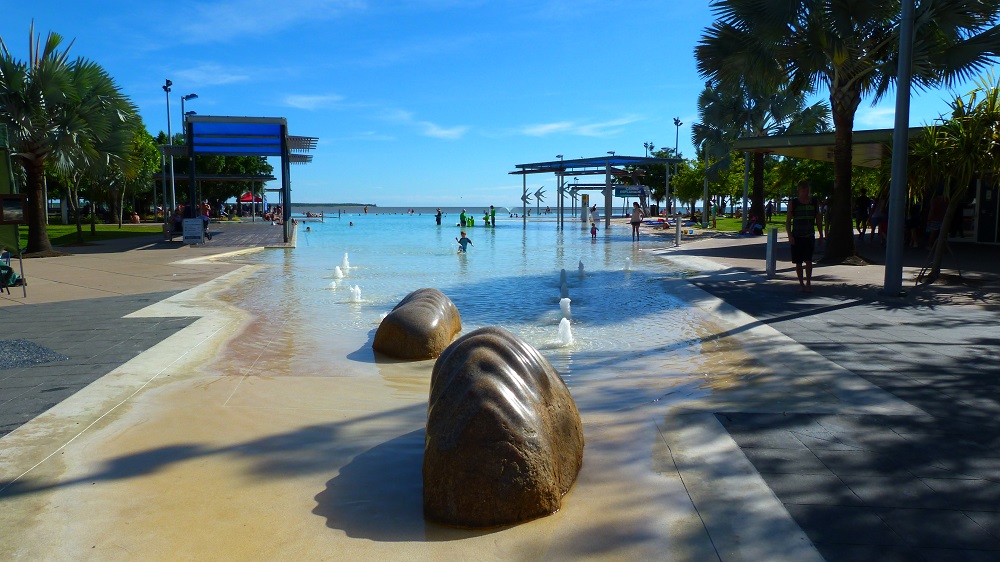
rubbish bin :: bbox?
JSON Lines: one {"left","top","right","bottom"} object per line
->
{"left": 650, "top": 204, "right": 659, "bottom": 216}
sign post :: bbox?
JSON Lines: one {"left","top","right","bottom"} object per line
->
{"left": 182, "top": 218, "right": 204, "bottom": 245}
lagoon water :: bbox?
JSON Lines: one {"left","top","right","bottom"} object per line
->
{"left": 222, "top": 209, "right": 735, "bottom": 412}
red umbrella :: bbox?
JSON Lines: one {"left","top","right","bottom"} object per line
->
{"left": 239, "top": 192, "right": 262, "bottom": 203}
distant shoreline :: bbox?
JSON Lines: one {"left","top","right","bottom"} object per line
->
{"left": 291, "top": 203, "right": 376, "bottom": 207}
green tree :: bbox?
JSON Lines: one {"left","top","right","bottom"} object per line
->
{"left": 691, "top": 81, "right": 828, "bottom": 229}
{"left": 696, "top": 0, "right": 1000, "bottom": 263}
{"left": 0, "top": 24, "right": 137, "bottom": 253}
{"left": 918, "top": 73, "right": 1000, "bottom": 283}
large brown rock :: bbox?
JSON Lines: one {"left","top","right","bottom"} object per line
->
{"left": 423, "top": 327, "right": 584, "bottom": 528}
{"left": 373, "top": 288, "right": 461, "bottom": 360}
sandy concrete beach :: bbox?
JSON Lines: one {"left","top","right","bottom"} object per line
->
{"left": 2, "top": 224, "right": 998, "bottom": 560}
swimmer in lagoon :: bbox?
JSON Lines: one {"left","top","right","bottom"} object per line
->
{"left": 456, "top": 231, "right": 473, "bottom": 253}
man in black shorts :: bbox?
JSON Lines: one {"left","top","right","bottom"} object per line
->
{"left": 786, "top": 180, "right": 824, "bottom": 292}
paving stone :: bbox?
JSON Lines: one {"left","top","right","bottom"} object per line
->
{"left": 783, "top": 504, "right": 900, "bottom": 546}
{"left": 760, "top": 472, "right": 864, "bottom": 506}
{"left": 811, "top": 543, "right": 922, "bottom": 562}
{"left": 841, "top": 475, "right": 943, "bottom": 510}
{"left": 877, "top": 509, "right": 1000, "bottom": 550}
{"left": 919, "top": 478, "right": 1000, "bottom": 512}
{"left": 741, "top": 447, "right": 832, "bottom": 476}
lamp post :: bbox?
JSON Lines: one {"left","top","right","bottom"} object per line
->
{"left": 673, "top": 117, "right": 682, "bottom": 215}
{"left": 180, "top": 93, "right": 198, "bottom": 136}
{"left": 180, "top": 94, "right": 198, "bottom": 213}
{"left": 556, "top": 155, "right": 564, "bottom": 226}
{"left": 163, "top": 79, "right": 175, "bottom": 212}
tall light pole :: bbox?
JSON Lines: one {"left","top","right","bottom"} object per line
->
{"left": 673, "top": 117, "right": 682, "bottom": 215}
{"left": 180, "top": 94, "right": 198, "bottom": 211}
{"left": 884, "top": 0, "right": 915, "bottom": 296}
{"left": 180, "top": 93, "right": 198, "bottom": 138}
{"left": 163, "top": 79, "right": 175, "bottom": 212}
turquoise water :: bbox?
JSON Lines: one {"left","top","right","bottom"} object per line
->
{"left": 229, "top": 213, "right": 720, "bottom": 410}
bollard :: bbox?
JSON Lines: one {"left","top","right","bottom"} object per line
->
{"left": 674, "top": 215, "right": 681, "bottom": 247}
{"left": 765, "top": 227, "right": 778, "bottom": 278}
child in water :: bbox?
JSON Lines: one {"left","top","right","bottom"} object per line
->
{"left": 590, "top": 222, "right": 598, "bottom": 239}
{"left": 456, "top": 231, "right": 474, "bottom": 253}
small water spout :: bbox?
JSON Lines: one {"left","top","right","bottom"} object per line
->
{"left": 558, "top": 318, "right": 574, "bottom": 346}
{"left": 578, "top": 260, "right": 585, "bottom": 278}
{"left": 559, "top": 297, "right": 572, "bottom": 319}
{"left": 625, "top": 257, "right": 631, "bottom": 272}
{"left": 341, "top": 253, "right": 351, "bottom": 270}
{"left": 333, "top": 266, "right": 344, "bottom": 279}
{"left": 348, "top": 285, "right": 362, "bottom": 302}
{"left": 328, "top": 280, "right": 338, "bottom": 290}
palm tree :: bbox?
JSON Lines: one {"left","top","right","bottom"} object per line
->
{"left": 692, "top": 81, "right": 829, "bottom": 227}
{"left": 918, "top": 73, "right": 1000, "bottom": 283}
{"left": 696, "top": 0, "right": 1000, "bottom": 263}
{"left": 0, "top": 24, "right": 137, "bottom": 254}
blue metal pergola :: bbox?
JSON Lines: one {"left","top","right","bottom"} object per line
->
{"left": 510, "top": 155, "right": 681, "bottom": 228}
{"left": 181, "top": 116, "right": 316, "bottom": 243}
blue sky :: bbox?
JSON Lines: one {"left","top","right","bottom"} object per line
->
{"left": 1, "top": 1, "right": 990, "bottom": 207}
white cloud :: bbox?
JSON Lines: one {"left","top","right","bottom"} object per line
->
{"left": 421, "top": 122, "right": 468, "bottom": 139}
{"left": 382, "top": 108, "right": 468, "bottom": 139}
{"left": 175, "top": 0, "right": 366, "bottom": 43}
{"left": 522, "top": 122, "right": 575, "bottom": 136}
{"left": 283, "top": 94, "right": 345, "bottom": 110}
{"left": 174, "top": 64, "right": 250, "bottom": 86}
{"left": 856, "top": 107, "right": 896, "bottom": 128}
{"left": 519, "top": 116, "right": 643, "bottom": 138}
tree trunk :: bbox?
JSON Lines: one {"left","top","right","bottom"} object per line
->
{"left": 23, "top": 157, "right": 54, "bottom": 254}
{"left": 751, "top": 152, "right": 766, "bottom": 227}
{"left": 823, "top": 86, "right": 861, "bottom": 263}
{"left": 922, "top": 193, "right": 964, "bottom": 284}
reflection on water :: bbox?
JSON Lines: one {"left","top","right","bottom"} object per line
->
{"left": 220, "top": 216, "right": 743, "bottom": 412}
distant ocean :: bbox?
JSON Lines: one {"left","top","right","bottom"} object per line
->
{"left": 290, "top": 203, "right": 636, "bottom": 218}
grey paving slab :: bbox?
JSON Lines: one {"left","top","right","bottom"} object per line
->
{"left": 0, "top": 291, "right": 195, "bottom": 438}
{"left": 810, "top": 544, "right": 922, "bottom": 562}
{"left": 877, "top": 508, "right": 1000, "bottom": 550}
{"left": 740, "top": 447, "right": 832, "bottom": 476}
{"left": 691, "top": 261, "right": 1000, "bottom": 556}
{"left": 783, "top": 504, "right": 899, "bottom": 546}
{"left": 759, "top": 472, "right": 865, "bottom": 506}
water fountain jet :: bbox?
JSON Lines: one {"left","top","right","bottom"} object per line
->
{"left": 559, "top": 297, "right": 572, "bottom": 319}
{"left": 334, "top": 266, "right": 344, "bottom": 279}
{"left": 342, "top": 253, "right": 351, "bottom": 270}
{"left": 558, "top": 318, "right": 574, "bottom": 346}
{"left": 348, "top": 285, "right": 362, "bottom": 302}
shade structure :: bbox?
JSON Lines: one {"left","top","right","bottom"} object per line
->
{"left": 239, "top": 192, "right": 263, "bottom": 203}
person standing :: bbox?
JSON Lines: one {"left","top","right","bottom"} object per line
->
{"left": 459, "top": 209, "right": 467, "bottom": 227}
{"left": 786, "top": 180, "right": 823, "bottom": 292}
{"left": 435, "top": 208, "right": 442, "bottom": 225}
{"left": 630, "top": 201, "right": 644, "bottom": 240}
{"left": 456, "top": 231, "right": 473, "bottom": 253}
{"left": 489, "top": 205, "right": 496, "bottom": 227}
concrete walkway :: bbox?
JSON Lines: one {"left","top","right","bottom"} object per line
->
{"left": 655, "top": 230, "right": 1000, "bottom": 560}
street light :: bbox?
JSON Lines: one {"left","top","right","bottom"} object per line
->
{"left": 673, "top": 117, "right": 683, "bottom": 214}
{"left": 607, "top": 151, "right": 615, "bottom": 156}
{"left": 163, "top": 79, "right": 175, "bottom": 212}
{"left": 180, "top": 93, "right": 198, "bottom": 131}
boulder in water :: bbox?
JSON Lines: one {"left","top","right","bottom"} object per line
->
{"left": 373, "top": 288, "right": 461, "bottom": 360}
{"left": 423, "top": 327, "right": 584, "bottom": 528}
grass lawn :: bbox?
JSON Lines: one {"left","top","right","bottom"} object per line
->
{"left": 17, "top": 223, "right": 163, "bottom": 249}
{"left": 691, "top": 214, "right": 788, "bottom": 233}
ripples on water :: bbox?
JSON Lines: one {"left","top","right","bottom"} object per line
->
{"left": 226, "top": 214, "right": 727, "bottom": 411}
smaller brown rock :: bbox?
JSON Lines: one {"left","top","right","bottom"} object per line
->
{"left": 372, "top": 288, "right": 461, "bottom": 360}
